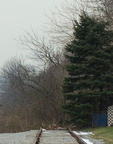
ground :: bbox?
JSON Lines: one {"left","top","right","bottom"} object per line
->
{"left": 88, "top": 127, "right": 113, "bottom": 144}
{"left": 0, "top": 128, "right": 109, "bottom": 144}
{"left": 0, "top": 130, "right": 38, "bottom": 144}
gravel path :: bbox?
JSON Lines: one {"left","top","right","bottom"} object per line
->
{"left": 40, "top": 130, "right": 78, "bottom": 144}
{"left": 0, "top": 130, "right": 38, "bottom": 144}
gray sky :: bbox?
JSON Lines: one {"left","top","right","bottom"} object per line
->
{"left": 0, "top": 0, "right": 66, "bottom": 68}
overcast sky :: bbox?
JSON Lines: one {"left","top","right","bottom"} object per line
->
{"left": 0, "top": 0, "right": 66, "bottom": 68}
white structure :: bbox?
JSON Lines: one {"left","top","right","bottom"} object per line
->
{"left": 108, "top": 105, "right": 113, "bottom": 126}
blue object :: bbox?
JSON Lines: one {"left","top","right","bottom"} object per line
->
{"left": 92, "top": 112, "right": 107, "bottom": 127}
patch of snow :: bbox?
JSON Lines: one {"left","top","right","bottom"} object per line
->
{"left": 80, "top": 132, "right": 93, "bottom": 135}
{"left": 73, "top": 131, "right": 94, "bottom": 144}
{"left": 42, "top": 128, "right": 46, "bottom": 131}
{"left": 82, "top": 138, "right": 93, "bottom": 144}
{"left": 73, "top": 131, "right": 93, "bottom": 135}
{"left": 73, "top": 131, "right": 105, "bottom": 144}
{"left": 73, "top": 131, "right": 80, "bottom": 135}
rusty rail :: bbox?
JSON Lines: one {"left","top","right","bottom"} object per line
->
{"left": 35, "top": 128, "right": 42, "bottom": 144}
{"left": 68, "top": 128, "right": 87, "bottom": 144}
{"left": 34, "top": 127, "right": 87, "bottom": 144}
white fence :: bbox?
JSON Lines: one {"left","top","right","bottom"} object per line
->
{"left": 108, "top": 105, "right": 113, "bottom": 126}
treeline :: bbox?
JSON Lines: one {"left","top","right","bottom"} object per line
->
{"left": 0, "top": 0, "right": 113, "bottom": 132}
{"left": 0, "top": 47, "right": 66, "bottom": 132}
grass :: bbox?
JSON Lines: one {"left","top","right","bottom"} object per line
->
{"left": 87, "top": 127, "right": 113, "bottom": 144}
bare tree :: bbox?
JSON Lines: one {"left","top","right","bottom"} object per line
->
{"left": 46, "top": 0, "right": 84, "bottom": 46}
{"left": 84, "top": 0, "right": 113, "bottom": 28}
{"left": 1, "top": 58, "right": 30, "bottom": 106}
{"left": 20, "top": 30, "right": 65, "bottom": 70}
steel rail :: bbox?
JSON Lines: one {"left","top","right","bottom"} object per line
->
{"left": 35, "top": 127, "right": 87, "bottom": 144}
{"left": 35, "top": 127, "right": 42, "bottom": 144}
{"left": 68, "top": 128, "right": 87, "bottom": 144}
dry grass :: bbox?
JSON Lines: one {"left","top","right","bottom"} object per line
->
{"left": 87, "top": 127, "right": 113, "bottom": 144}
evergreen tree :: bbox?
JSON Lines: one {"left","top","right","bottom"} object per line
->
{"left": 63, "top": 13, "right": 113, "bottom": 128}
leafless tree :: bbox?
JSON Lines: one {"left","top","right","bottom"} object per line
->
{"left": 0, "top": 51, "right": 66, "bottom": 131}
{"left": 1, "top": 0, "right": 105, "bottom": 131}
{"left": 20, "top": 30, "right": 65, "bottom": 70}
{"left": 1, "top": 58, "right": 31, "bottom": 106}
{"left": 84, "top": 0, "right": 113, "bottom": 28}
{"left": 46, "top": 0, "right": 85, "bottom": 46}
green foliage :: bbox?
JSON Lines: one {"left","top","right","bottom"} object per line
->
{"left": 63, "top": 13, "right": 113, "bottom": 128}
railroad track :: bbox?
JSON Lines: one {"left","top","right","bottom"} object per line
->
{"left": 35, "top": 128, "right": 87, "bottom": 144}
